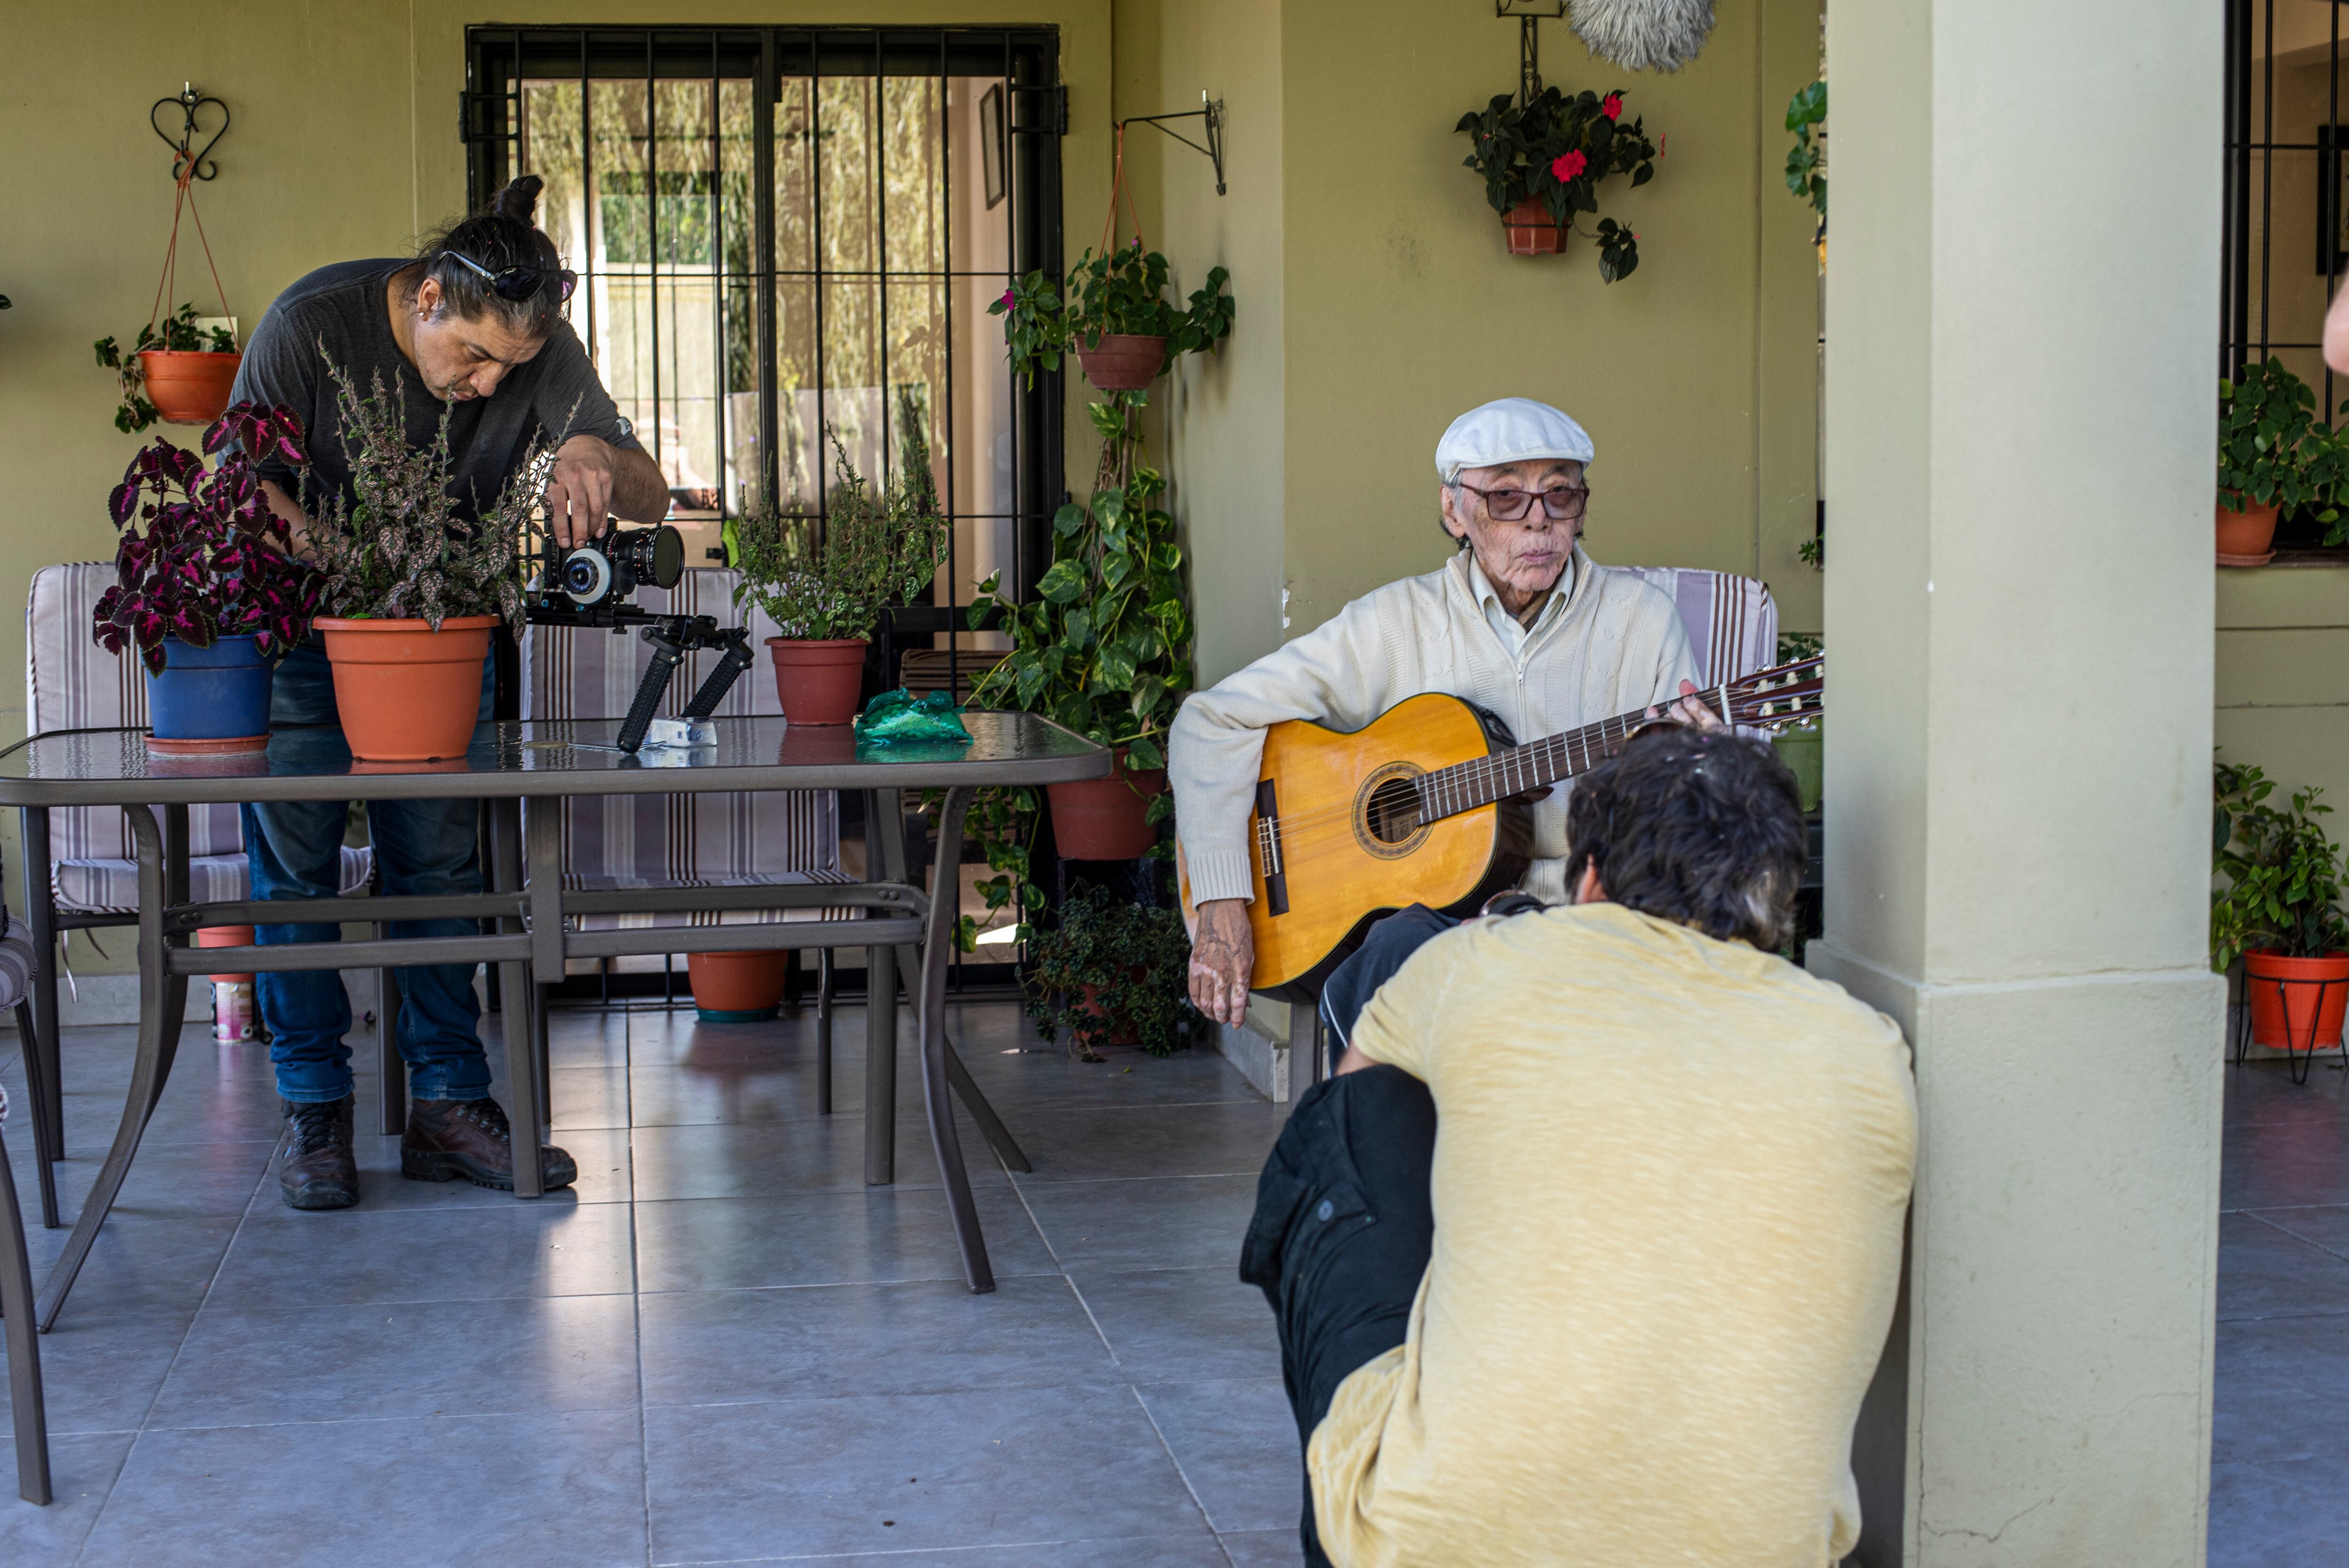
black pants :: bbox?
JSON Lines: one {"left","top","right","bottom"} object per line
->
{"left": 1242, "top": 1064, "right": 1438, "bottom": 1568}
{"left": 1317, "top": 903, "right": 1460, "bottom": 1073}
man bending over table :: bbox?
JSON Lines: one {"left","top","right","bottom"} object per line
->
{"left": 1242, "top": 726, "right": 1916, "bottom": 1567}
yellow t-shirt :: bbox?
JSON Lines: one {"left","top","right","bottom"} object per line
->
{"left": 1313, "top": 902, "right": 1916, "bottom": 1568}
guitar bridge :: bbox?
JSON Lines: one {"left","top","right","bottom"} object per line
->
{"left": 1254, "top": 778, "right": 1290, "bottom": 916}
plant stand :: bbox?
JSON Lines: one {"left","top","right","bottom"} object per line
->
{"left": 2232, "top": 973, "right": 2349, "bottom": 1085}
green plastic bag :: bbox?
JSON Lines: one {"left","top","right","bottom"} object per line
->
{"left": 853, "top": 686, "right": 973, "bottom": 745}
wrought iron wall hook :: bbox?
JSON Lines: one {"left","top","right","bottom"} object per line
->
{"left": 1498, "top": 0, "right": 1570, "bottom": 103}
{"left": 150, "top": 84, "right": 229, "bottom": 182}
{"left": 1117, "top": 92, "right": 1226, "bottom": 196}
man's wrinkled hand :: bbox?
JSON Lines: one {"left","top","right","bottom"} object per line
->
{"left": 544, "top": 435, "right": 621, "bottom": 547}
{"left": 1188, "top": 898, "right": 1255, "bottom": 1028}
{"left": 1644, "top": 678, "right": 1727, "bottom": 733}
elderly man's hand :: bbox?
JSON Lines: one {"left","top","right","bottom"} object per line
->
{"left": 1188, "top": 898, "right": 1255, "bottom": 1029}
{"left": 1646, "top": 678, "right": 1727, "bottom": 733}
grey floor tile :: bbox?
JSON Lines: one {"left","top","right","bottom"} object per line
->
{"left": 1075, "top": 1265, "right": 1283, "bottom": 1384}
{"left": 545, "top": 1007, "right": 632, "bottom": 1069}
{"left": 2222, "top": 1117, "right": 2349, "bottom": 1211}
{"left": 1137, "top": 1376, "right": 1304, "bottom": 1535}
{"left": 644, "top": 1382, "right": 1210, "bottom": 1562}
{"left": 38, "top": 1137, "right": 275, "bottom": 1222}
{"left": 627, "top": 1004, "right": 870, "bottom": 1071}
{"left": 1018, "top": 1175, "right": 1260, "bottom": 1273}
{"left": 630, "top": 1115, "right": 936, "bottom": 1201}
{"left": 2247, "top": 1203, "right": 2349, "bottom": 1262}
{"left": 22, "top": 1212, "right": 241, "bottom": 1324}
{"left": 2219, "top": 1213, "right": 2349, "bottom": 1320}
{"left": 1222, "top": 1527, "right": 1310, "bottom": 1568}
{"left": 206, "top": 1200, "right": 636, "bottom": 1308}
{"left": 548, "top": 1064, "right": 630, "bottom": 1131}
{"left": 150, "top": 1293, "right": 640, "bottom": 1429}
{"left": 728, "top": 1536, "right": 1235, "bottom": 1566}
{"left": 0, "top": 1431, "right": 136, "bottom": 1565}
{"left": 641, "top": 1273, "right": 1111, "bottom": 1406}
{"left": 241, "top": 1125, "right": 633, "bottom": 1217}
{"left": 2209, "top": 1457, "right": 2349, "bottom": 1566}
{"left": 2214, "top": 1314, "right": 2349, "bottom": 1465}
{"left": 634, "top": 1184, "right": 1055, "bottom": 1294}
{"left": 78, "top": 1407, "right": 648, "bottom": 1568}
{"left": 0, "top": 1307, "right": 192, "bottom": 1436}
{"left": 1011, "top": 1100, "right": 1288, "bottom": 1183}
{"left": 953, "top": 1044, "right": 1267, "bottom": 1115}
{"left": 2226, "top": 1059, "right": 2349, "bottom": 1129}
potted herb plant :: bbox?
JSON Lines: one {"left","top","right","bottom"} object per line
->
{"left": 990, "top": 247, "right": 1233, "bottom": 392}
{"left": 1025, "top": 883, "right": 1200, "bottom": 1060}
{"left": 2213, "top": 758, "right": 2349, "bottom": 1049}
{"left": 966, "top": 397, "right": 1193, "bottom": 862}
{"left": 94, "top": 403, "right": 325, "bottom": 752}
{"left": 1456, "top": 85, "right": 1657, "bottom": 279}
{"left": 305, "top": 361, "right": 551, "bottom": 761}
{"left": 731, "top": 427, "right": 947, "bottom": 726}
{"left": 95, "top": 302, "right": 241, "bottom": 434}
{"left": 2217, "top": 359, "right": 2349, "bottom": 563}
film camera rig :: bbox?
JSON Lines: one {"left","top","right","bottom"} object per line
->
{"left": 522, "top": 523, "right": 755, "bottom": 754}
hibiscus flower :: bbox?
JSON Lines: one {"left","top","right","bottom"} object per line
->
{"left": 1551, "top": 149, "right": 1589, "bottom": 184}
{"left": 1602, "top": 93, "right": 1624, "bottom": 121}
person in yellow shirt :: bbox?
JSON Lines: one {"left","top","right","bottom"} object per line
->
{"left": 1240, "top": 726, "right": 1917, "bottom": 1568}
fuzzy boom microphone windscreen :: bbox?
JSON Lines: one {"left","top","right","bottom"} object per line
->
{"left": 1569, "top": 0, "right": 1718, "bottom": 73}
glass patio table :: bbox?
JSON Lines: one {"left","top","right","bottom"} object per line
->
{"left": 0, "top": 712, "right": 1110, "bottom": 1326}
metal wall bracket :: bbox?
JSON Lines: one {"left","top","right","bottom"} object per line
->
{"left": 1119, "top": 92, "right": 1226, "bottom": 197}
{"left": 1498, "top": 0, "right": 1569, "bottom": 102}
{"left": 150, "top": 84, "right": 229, "bottom": 182}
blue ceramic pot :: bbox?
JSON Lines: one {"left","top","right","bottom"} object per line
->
{"left": 146, "top": 635, "right": 272, "bottom": 743}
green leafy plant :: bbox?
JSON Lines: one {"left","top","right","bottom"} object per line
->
{"left": 2213, "top": 758, "right": 2349, "bottom": 969}
{"left": 1023, "top": 883, "right": 1199, "bottom": 1060}
{"left": 2218, "top": 360, "right": 2349, "bottom": 537}
{"left": 989, "top": 247, "right": 1234, "bottom": 389}
{"left": 94, "top": 302, "right": 238, "bottom": 434}
{"left": 306, "top": 359, "right": 550, "bottom": 629}
{"left": 1455, "top": 85, "right": 1657, "bottom": 281}
{"left": 1785, "top": 79, "right": 1827, "bottom": 240}
{"left": 732, "top": 425, "right": 946, "bottom": 641}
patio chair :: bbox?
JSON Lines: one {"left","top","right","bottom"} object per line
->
{"left": 1616, "top": 566, "right": 1781, "bottom": 686}
{"left": 21, "top": 564, "right": 373, "bottom": 1180}
{"left": 0, "top": 911, "right": 54, "bottom": 1506}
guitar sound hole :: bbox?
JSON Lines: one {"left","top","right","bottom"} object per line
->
{"left": 1365, "top": 777, "right": 1425, "bottom": 845}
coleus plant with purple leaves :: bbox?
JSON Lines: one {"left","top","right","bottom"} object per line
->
{"left": 95, "top": 403, "right": 327, "bottom": 675}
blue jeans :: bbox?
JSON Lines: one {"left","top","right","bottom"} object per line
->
{"left": 244, "top": 636, "right": 496, "bottom": 1105}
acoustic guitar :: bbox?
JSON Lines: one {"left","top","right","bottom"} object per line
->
{"left": 1174, "top": 657, "right": 1823, "bottom": 1001}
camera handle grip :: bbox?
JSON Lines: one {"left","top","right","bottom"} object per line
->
{"left": 617, "top": 632, "right": 688, "bottom": 754}
{"left": 681, "top": 629, "right": 755, "bottom": 721}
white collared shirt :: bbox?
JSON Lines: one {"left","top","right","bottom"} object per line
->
{"left": 1468, "top": 551, "right": 1573, "bottom": 655}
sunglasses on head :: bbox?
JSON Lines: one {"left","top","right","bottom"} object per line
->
{"left": 443, "top": 250, "right": 578, "bottom": 305}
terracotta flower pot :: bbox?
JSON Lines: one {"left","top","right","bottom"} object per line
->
{"left": 1048, "top": 749, "right": 1168, "bottom": 861}
{"left": 2216, "top": 499, "right": 2280, "bottom": 564}
{"left": 139, "top": 349, "right": 241, "bottom": 427}
{"left": 1076, "top": 970, "right": 1148, "bottom": 1048}
{"left": 1074, "top": 334, "right": 1168, "bottom": 391}
{"left": 687, "top": 949, "right": 790, "bottom": 1021}
{"left": 196, "top": 924, "right": 257, "bottom": 985}
{"left": 1502, "top": 199, "right": 1570, "bottom": 256}
{"left": 2244, "top": 949, "right": 2349, "bottom": 1049}
{"left": 314, "top": 616, "right": 496, "bottom": 762}
{"left": 766, "top": 637, "right": 869, "bottom": 725}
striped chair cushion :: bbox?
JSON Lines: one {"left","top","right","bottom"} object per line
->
{"left": 29, "top": 562, "right": 376, "bottom": 914}
{"left": 519, "top": 568, "right": 842, "bottom": 931}
{"left": 0, "top": 915, "right": 36, "bottom": 1013}
{"left": 1617, "top": 567, "right": 1780, "bottom": 686}
{"left": 560, "top": 869, "right": 858, "bottom": 933}
{"left": 53, "top": 845, "right": 374, "bottom": 917}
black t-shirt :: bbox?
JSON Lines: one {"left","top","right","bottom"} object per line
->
{"left": 228, "top": 259, "right": 638, "bottom": 523}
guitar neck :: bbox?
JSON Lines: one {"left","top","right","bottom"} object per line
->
{"left": 1415, "top": 691, "right": 1721, "bottom": 823}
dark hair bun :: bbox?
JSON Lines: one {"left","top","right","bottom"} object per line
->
{"left": 491, "top": 175, "right": 544, "bottom": 225}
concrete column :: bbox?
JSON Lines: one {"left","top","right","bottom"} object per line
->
{"left": 1809, "top": 2, "right": 2227, "bottom": 1565}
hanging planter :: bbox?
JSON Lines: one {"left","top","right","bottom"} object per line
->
{"left": 140, "top": 347, "right": 242, "bottom": 427}
{"left": 1457, "top": 86, "right": 1658, "bottom": 281}
{"left": 97, "top": 92, "right": 242, "bottom": 434}
{"left": 1073, "top": 334, "right": 1170, "bottom": 391}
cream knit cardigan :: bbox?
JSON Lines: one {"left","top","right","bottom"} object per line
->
{"left": 1169, "top": 546, "right": 1700, "bottom": 908}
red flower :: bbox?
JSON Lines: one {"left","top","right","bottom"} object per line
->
{"left": 999, "top": 288, "right": 1015, "bottom": 310}
{"left": 1551, "top": 149, "right": 1588, "bottom": 184}
{"left": 1602, "top": 93, "right": 1623, "bottom": 121}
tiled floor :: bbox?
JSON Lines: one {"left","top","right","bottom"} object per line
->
{"left": 0, "top": 996, "right": 1307, "bottom": 1566}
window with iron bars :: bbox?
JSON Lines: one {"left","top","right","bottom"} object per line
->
{"left": 463, "top": 24, "right": 1066, "bottom": 676}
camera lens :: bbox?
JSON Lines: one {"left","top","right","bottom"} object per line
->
{"left": 560, "top": 547, "right": 613, "bottom": 605}
{"left": 616, "top": 525, "right": 685, "bottom": 591}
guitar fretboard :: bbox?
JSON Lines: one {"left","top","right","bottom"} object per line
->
{"left": 1411, "top": 689, "right": 1725, "bottom": 823}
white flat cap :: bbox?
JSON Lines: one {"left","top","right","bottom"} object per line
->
{"left": 1435, "top": 397, "right": 1595, "bottom": 482}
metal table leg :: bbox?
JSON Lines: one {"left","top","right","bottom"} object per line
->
{"left": 12, "top": 1001, "right": 57, "bottom": 1230}
{"left": 816, "top": 948, "right": 834, "bottom": 1116}
{"left": 864, "top": 942, "right": 896, "bottom": 1184}
{"left": 0, "top": 1117, "right": 50, "bottom": 1505}
{"left": 20, "top": 807, "right": 62, "bottom": 1162}
{"left": 497, "top": 799, "right": 545, "bottom": 1199}
{"left": 36, "top": 805, "right": 189, "bottom": 1330}
{"left": 374, "top": 955, "right": 405, "bottom": 1135}
{"left": 919, "top": 786, "right": 993, "bottom": 1293}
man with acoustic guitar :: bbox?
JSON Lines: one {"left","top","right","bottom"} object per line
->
{"left": 1173, "top": 397, "right": 1721, "bottom": 1030}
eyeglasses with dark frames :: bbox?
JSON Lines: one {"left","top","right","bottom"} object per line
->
{"left": 443, "top": 250, "right": 579, "bottom": 305}
{"left": 1454, "top": 481, "right": 1590, "bottom": 523}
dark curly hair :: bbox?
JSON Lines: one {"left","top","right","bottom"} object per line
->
{"left": 397, "top": 176, "right": 568, "bottom": 337}
{"left": 1565, "top": 725, "right": 1807, "bottom": 951}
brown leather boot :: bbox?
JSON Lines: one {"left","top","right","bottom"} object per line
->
{"left": 401, "top": 1096, "right": 577, "bottom": 1192}
{"left": 279, "top": 1095, "right": 359, "bottom": 1211}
